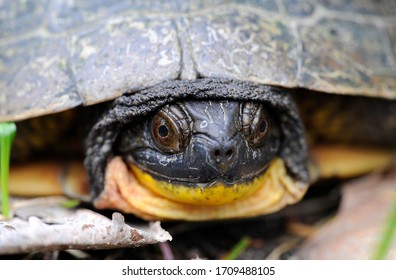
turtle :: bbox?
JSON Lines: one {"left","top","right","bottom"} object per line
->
{"left": 1, "top": 0, "right": 396, "bottom": 221}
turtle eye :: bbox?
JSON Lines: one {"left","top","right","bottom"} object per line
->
{"left": 151, "top": 105, "right": 191, "bottom": 153}
{"left": 242, "top": 102, "right": 270, "bottom": 146}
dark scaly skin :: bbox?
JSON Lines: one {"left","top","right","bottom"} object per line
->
{"left": 11, "top": 109, "right": 84, "bottom": 162}
{"left": 293, "top": 90, "right": 396, "bottom": 147}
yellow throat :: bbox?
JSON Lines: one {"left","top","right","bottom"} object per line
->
{"left": 94, "top": 156, "right": 308, "bottom": 221}
{"left": 130, "top": 164, "right": 267, "bottom": 206}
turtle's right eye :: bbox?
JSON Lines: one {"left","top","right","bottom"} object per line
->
{"left": 151, "top": 105, "right": 191, "bottom": 153}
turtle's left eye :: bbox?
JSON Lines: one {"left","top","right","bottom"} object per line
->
{"left": 151, "top": 105, "right": 191, "bottom": 153}
{"left": 242, "top": 102, "right": 270, "bottom": 146}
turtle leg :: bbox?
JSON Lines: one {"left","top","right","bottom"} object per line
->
{"left": 309, "top": 144, "right": 396, "bottom": 182}
{"left": 8, "top": 161, "right": 90, "bottom": 201}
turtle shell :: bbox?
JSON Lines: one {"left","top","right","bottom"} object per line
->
{"left": 1, "top": 0, "right": 396, "bottom": 122}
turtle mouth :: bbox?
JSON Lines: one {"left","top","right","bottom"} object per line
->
{"left": 125, "top": 153, "right": 271, "bottom": 188}
{"left": 196, "top": 165, "right": 270, "bottom": 187}
{"left": 128, "top": 162, "right": 271, "bottom": 206}
{"left": 94, "top": 156, "right": 309, "bottom": 221}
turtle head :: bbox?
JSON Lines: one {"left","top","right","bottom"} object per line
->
{"left": 118, "top": 100, "right": 281, "bottom": 205}
{"left": 87, "top": 79, "right": 309, "bottom": 220}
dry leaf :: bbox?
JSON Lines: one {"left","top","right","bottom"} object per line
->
{"left": 294, "top": 169, "right": 396, "bottom": 259}
{"left": 0, "top": 197, "right": 172, "bottom": 255}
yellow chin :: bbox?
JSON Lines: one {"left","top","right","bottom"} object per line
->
{"left": 129, "top": 165, "right": 265, "bottom": 206}
{"left": 94, "top": 156, "right": 309, "bottom": 221}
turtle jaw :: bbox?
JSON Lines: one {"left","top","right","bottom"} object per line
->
{"left": 129, "top": 163, "right": 269, "bottom": 206}
{"left": 93, "top": 156, "right": 309, "bottom": 221}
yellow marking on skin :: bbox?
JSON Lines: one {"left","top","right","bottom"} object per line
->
{"left": 130, "top": 165, "right": 266, "bottom": 205}
{"left": 94, "top": 156, "right": 308, "bottom": 221}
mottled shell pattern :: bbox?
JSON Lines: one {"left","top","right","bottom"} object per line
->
{"left": 1, "top": 0, "right": 395, "bottom": 122}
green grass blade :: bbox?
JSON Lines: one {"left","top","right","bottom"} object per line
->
{"left": 61, "top": 199, "right": 80, "bottom": 209}
{"left": 371, "top": 199, "right": 396, "bottom": 260}
{"left": 223, "top": 236, "right": 251, "bottom": 260}
{"left": 0, "top": 122, "right": 17, "bottom": 218}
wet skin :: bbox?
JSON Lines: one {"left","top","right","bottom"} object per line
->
{"left": 118, "top": 100, "right": 281, "bottom": 187}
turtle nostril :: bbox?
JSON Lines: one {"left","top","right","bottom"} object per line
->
{"left": 212, "top": 147, "right": 235, "bottom": 161}
{"left": 210, "top": 144, "right": 237, "bottom": 172}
